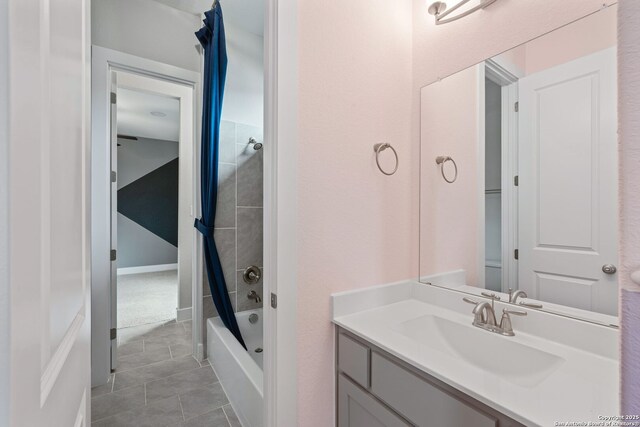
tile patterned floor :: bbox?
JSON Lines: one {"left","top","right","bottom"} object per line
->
{"left": 91, "top": 320, "right": 241, "bottom": 427}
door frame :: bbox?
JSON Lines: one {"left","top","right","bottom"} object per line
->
{"left": 91, "top": 46, "right": 201, "bottom": 385}
{"left": 479, "top": 59, "right": 519, "bottom": 293}
{"left": 263, "top": 0, "right": 299, "bottom": 425}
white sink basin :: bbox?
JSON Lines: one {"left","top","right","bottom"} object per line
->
{"left": 394, "top": 314, "right": 565, "bottom": 387}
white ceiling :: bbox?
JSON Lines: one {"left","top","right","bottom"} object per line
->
{"left": 117, "top": 88, "right": 180, "bottom": 142}
{"left": 152, "top": 0, "right": 264, "bottom": 36}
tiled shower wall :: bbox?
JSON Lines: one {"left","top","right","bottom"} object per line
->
{"left": 203, "top": 120, "right": 264, "bottom": 336}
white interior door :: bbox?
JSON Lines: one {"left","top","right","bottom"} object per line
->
{"left": 518, "top": 47, "right": 618, "bottom": 315}
{"left": 7, "top": 0, "right": 91, "bottom": 425}
{"left": 110, "top": 72, "right": 119, "bottom": 370}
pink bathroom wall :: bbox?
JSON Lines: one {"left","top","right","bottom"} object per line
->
{"left": 420, "top": 66, "right": 481, "bottom": 285}
{"left": 297, "top": 0, "right": 415, "bottom": 425}
{"left": 618, "top": 0, "right": 640, "bottom": 414}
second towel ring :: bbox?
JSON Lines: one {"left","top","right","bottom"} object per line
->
{"left": 373, "top": 143, "right": 399, "bottom": 176}
{"left": 435, "top": 155, "right": 458, "bottom": 183}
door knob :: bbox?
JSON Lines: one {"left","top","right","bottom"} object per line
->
{"left": 602, "top": 264, "right": 617, "bottom": 275}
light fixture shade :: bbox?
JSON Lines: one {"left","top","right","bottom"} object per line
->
{"left": 428, "top": 0, "right": 498, "bottom": 25}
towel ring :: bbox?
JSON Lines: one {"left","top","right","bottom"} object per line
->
{"left": 435, "top": 155, "right": 458, "bottom": 183}
{"left": 373, "top": 143, "right": 399, "bottom": 176}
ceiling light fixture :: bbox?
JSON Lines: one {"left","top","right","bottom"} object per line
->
{"left": 428, "top": 0, "right": 498, "bottom": 25}
{"left": 150, "top": 111, "right": 167, "bottom": 117}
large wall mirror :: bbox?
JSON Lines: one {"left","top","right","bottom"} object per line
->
{"left": 419, "top": 5, "right": 618, "bottom": 326}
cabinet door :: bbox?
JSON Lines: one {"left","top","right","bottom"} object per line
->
{"left": 338, "top": 374, "right": 411, "bottom": 427}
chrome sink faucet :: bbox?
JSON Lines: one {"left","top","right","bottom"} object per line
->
{"left": 508, "top": 288, "right": 543, "bottom": 309}
{"left": 464, "top": 297, "right": 527, "bottom": 336}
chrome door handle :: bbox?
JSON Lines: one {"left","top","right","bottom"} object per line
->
{"left": 602, "top": 264, "right": 617, "bottom": 275}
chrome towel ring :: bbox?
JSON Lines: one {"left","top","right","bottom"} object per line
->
{"left": 373, "top": 143, "right": 399, "bottom": 176}
{"left": 435, "top": 155, "right": 458, "bottom": 183}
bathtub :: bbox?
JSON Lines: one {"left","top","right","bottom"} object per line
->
{"left": 207, "top": 309, "right": 263, "bottom": 427}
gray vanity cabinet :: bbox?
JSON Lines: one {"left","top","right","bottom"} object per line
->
{"left": 336, "top": 328, "right": 525, "bottom": 427}
{"left": 338, "top": 374, "right": 411, "bottom": 427}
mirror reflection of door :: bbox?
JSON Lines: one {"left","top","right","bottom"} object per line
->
{"left": 517, "top": 48, "right": 618, "bottom": 316}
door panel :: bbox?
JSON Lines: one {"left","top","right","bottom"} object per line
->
{"left": 8, "top": 0, "right": 91, "bottom": 425}
{"left": 518, "top": 47, "right": 618, "bottom": 315}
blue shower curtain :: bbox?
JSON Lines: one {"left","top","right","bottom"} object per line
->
{"left": 195, "top": 3, "right": 246, "bottom": 349}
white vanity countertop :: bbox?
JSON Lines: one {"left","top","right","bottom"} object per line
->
{"left": 332, "top": 281, "right": 619, "bottom": 427}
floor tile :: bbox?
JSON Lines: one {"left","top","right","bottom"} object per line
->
{"left": 145, "top": 366, "right": 217, "bottom": 402}
{"left": 113, "top": 355, "right": 200, "bottom": 391}
{"left": 91, "top": 375, "right": 114, "bottom": 398}
{"left": 116, "top": 345, "right": 171, "bottom": 372}
{"left": 170, "top": 343, "right": 192, "bottom": 359}
{"left": 179, "top": 383, "right": 228, "bottom": 420}
{"left": 181, "top": 407, "right": 230, "bottom": 427}
{"left": 91, "top": 385, "right": 145, "bottom": 422}
{"left": 117, "top": 340, "right": 144, "bottom": 358}
{"left": 223, "top": 404, "right": 242, "bottom": 427}
{"left": 92, "top": 395, "right": 184, "bottom": 427}
{"left": 143, "top": 332, "right": 191, "bottom": 349}
{"left": 118, "top": 323, "right": 161, "bottom": 344}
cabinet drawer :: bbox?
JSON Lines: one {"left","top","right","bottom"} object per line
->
{"left": 338, "top": 333, "right": 370, "bottom": 388}
{"left": 338, "top": 374, "right": 411, "bottom": 427}
{"left": 371, "top": 352, "right": 498, "bottom": 427}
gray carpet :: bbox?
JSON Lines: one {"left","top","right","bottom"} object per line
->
{"left": 117, "top": 270, "right": 178, "bottom": 328}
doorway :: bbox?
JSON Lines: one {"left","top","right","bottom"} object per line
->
{"left": 115, "top": 87, "right": 181, "bottom": 329}
{"left": 110, "top": 70, "right": 195, "bottom": 369}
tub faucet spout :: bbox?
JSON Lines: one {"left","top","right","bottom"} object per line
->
{"left": 247, "top": 290, "right": 262, "bottom": 303}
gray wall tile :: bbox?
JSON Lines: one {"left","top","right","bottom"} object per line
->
{"left": 237, "top": 208, "right": 263, "bottom": 270}
{"left": 237, "top": 285, "right": 264, "bottom": 312}
{"left": 236, "top": 268, "right": 263, "bottom": 311}
{"left": 215, "top": 164, "right": 236, "bottom": 228}
{"left": 236, "top": 145, "right": 263, "bottom": 207}
{"left": 213, "top": 228, "right": 237, "bottom": 290}
{"left": 201, "top": 120, "right": 263, "bottom": 357}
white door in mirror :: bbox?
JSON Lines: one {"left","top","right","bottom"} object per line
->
{"left": 518, "top": 47, "right": 618, "bottom": 316}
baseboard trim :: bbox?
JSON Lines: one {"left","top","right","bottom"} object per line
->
{"left": 117, "top": 263, "right": 178, "bottom": 275}
{"left": 176, "top": 307, "right": 192, "bottom": 322}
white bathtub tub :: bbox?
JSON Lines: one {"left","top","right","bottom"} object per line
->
{"left": 207, "top": 309, "right": 263, "bottom": 427}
